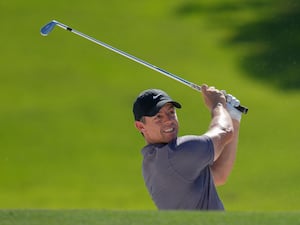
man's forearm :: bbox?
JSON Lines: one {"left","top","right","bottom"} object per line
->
{"left": 205, "top": 104, "right": 234, "bottom": 161}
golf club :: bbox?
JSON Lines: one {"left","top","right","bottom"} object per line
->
{"left": 40, "top": 20, "right": 248, "bottom": 114}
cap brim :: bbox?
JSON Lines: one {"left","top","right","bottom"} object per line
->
{"left": 157, "top": 100, "right": 181, "bottom": 108}
{"left": 148, "top": 100, "right": 181, "bottom": 117}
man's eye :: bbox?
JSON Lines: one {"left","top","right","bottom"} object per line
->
{"left": 169, "top": 110, "right": 175, "bottom": 115}
{"left": 155, "top": 115, "right": 162, "bottom": 120}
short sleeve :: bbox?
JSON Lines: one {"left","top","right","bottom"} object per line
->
{"left": 168, "top": 135, "right": 214, "bottom": 181}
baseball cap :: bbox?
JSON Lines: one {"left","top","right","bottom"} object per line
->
{"left": 133, "top": 89, "right": 181, "bottom": 121}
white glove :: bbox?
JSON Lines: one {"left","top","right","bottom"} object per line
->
{"left": 222, "top": 90, "right": 242, "bottom": 122}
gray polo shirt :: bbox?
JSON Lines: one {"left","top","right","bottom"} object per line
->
{"left": 141, "top": 135, "right": 224, "bottom": 210}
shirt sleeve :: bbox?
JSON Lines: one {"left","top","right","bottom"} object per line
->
{"left": 168, "top": 135, "right": 214, "bottom": 181}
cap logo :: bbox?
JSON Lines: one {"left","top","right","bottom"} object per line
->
{"left": 153, "top": 94, "right": 161, "bottom": 100}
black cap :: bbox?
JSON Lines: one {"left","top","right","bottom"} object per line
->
{"left": 133, "top": 89, "right": 181, "bottom": 121}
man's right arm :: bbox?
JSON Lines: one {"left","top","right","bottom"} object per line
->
{"left": 204, "top": 103, "right": 234, "bottom": 161}
{"left": 210, "top": 94, "right": 242, "bottom": 186}
{"left": 201, "top": 84, "right": 234, "bottom": 161}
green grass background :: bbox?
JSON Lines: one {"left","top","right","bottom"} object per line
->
{"left": 1, "top": 0, "right": 300, "bottom": 212}
{"left": 1, "top": 210, "right": 300, "bottom": 225}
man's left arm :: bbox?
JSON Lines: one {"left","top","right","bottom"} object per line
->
{"left": 210, "top": 119, "right": 240, "bottom": 186}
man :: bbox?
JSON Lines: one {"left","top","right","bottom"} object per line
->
{"left": 133, "top": 84, "right": 241, "bottom": 210}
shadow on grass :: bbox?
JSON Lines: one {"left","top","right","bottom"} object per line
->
{"left": 175, "top": 0, "right": 300, "bottom": 90}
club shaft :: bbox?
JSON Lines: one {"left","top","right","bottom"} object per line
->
{"left": 42, "top": 20, "right": 248, "bottom": 114}
{"left": 55, "top": 21, "right": 201, "bottom": 92}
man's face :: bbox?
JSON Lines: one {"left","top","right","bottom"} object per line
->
{"left": 135, "top": 103, "right": 179, "bottom": 144}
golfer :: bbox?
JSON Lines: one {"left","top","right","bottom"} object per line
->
{"left": 133, "top": 84, "right": 241, "bottom": 210}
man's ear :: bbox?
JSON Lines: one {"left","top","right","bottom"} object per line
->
{"left": 134, "top": 121, "right": 145, "bottom": 132}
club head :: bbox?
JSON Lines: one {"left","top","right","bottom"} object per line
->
{"left": 40, "top": 20, "right": 58, "bottom": 36}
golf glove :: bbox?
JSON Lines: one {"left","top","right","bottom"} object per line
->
{"left": 222, "top": 90, "right": 242, "bottom": 122}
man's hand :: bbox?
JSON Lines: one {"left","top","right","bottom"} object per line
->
{"left": 222, "top": 91, "right": 242, "bottom": 122}
{"left": 201, "top": 84, "right": 227, "bottom": 112}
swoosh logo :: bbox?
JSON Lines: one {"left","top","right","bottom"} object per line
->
{"left": 153, "top": 94, "right": 161, "bottom": 99}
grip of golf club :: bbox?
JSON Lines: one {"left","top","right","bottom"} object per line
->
{"left": 235, "top": 104, "right": 248, "bottom": 114}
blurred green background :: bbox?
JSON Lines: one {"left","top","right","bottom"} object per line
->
{"left": 1, "top": 0, "right": 299, "bottom": 210}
